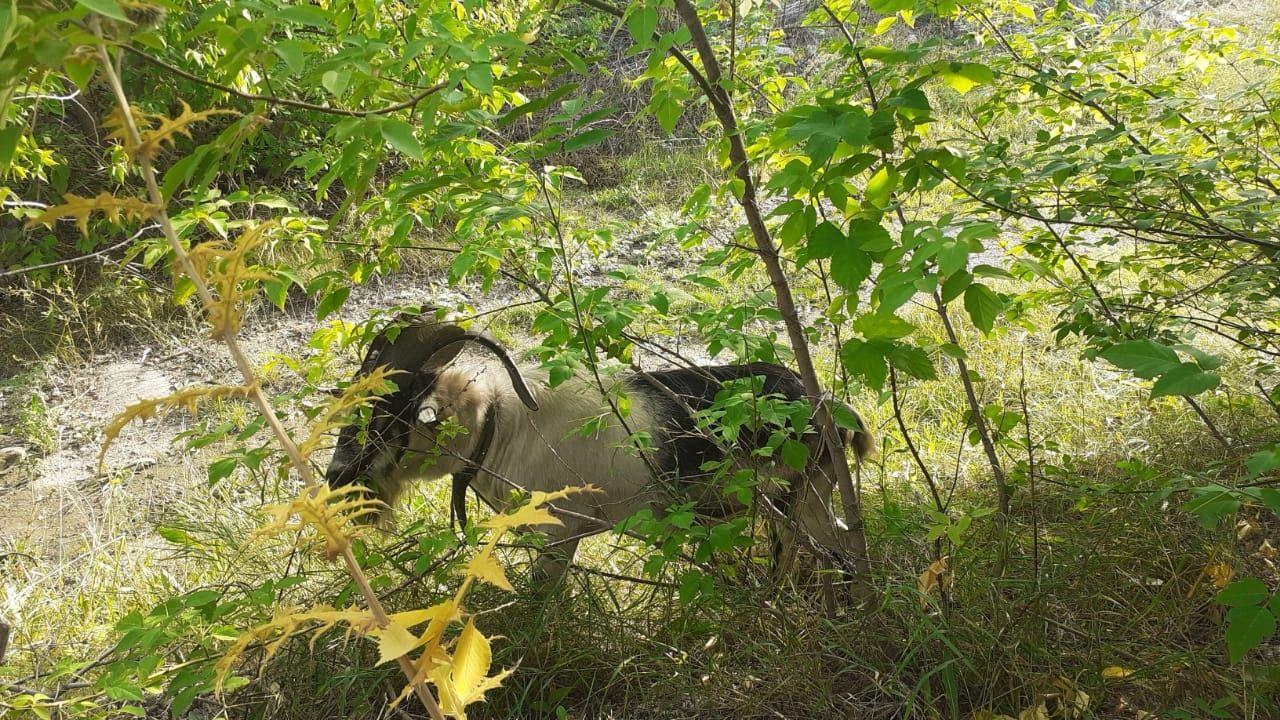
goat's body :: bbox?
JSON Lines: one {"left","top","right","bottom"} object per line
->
{"left": 376, "top": 361, "right": 867, "bottom": 578}
{"left": 323, "top": 311, "right": 870, "bottom": 581}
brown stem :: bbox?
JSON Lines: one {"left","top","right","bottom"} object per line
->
{"left": 671, "top": 0, "right": 874, "bottom": 593}
{"left": 933, "top": 291, "right": 1010, "bottom": 519}
{"left": 92, "top": 24, "right": 444, "bottom": 720}
{"left": 889, "top": 368, "right": 943, "bottom": 513}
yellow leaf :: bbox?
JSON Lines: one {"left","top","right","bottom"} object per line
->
{"left": 1257, "top": 539, "right": 1277, "bottom": 561}
{"left": 1235, "top": 519, "right": 1255, "bottom": 540}
{"left": 873, "top": 16, "right": 896, "bottom": 35}
{"left": 256, "top": 484, "right": 384, "bottom": 560}
{"left": 480, "top": 485, "right": 597, "bottom": 533}
{"left": 1206, "top": 563, "right": 1234, "bottom": 589}
{"left": 899, "top": 8, "right": 914, "bottom": 27}
{"left": 465, "top": 553, "right": 514, "bottom": 592}
{"left": 1017, "top": 703, "right": 1048, "bottom": 720}
{"left": 971, "top": 713, "right": 1017, "bottom": 720}
{"left": 104, "top": 101, "right": 238, "bottom": 159}
{"left": 428, "top": 619, "right": 513, "bottom": 719}
{"left": 372, "top": 620, "right": 421, "bottom": 664}
{"left": 25, "top": 191, "right": 159, "bottom": 235}
{"left": 1050, "top": 677, "right": 1089, "bottom": 719}
{"left": 1101, "top": 665, "right": 1133, "bottom": 680}
{"left": 917, "top": 556, "right": 949, "bottom": 607}
{"left": 100, "top": 384, "right": 254, "bottom": 467}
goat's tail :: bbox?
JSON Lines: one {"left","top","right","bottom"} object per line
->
{"left": 828, "top": 397, "right": 875, "bottom": 463}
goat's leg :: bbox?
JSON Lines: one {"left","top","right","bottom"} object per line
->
{"left": 789, "top": 460, "right": 860, "bottom": 575}
{"left": 530, "top": 530, "right": 582, "bottom": 584}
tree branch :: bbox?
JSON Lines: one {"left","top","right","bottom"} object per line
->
{"left": 122, "top": 44, "right": 447, "bottom": 118}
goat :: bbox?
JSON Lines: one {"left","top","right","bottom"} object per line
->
{"left": 323, "top": 311, "right": 873, "bottom": 580}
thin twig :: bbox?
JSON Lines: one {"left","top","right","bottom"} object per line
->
{"left": 0, "top": 225, "right": 158, "bottom": 279}
{"left": 121, "top": 45, "right": 447, "bottom": 118}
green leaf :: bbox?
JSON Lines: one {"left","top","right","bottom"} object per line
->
{"left": 208, "top": 457, "right": 238, "bottom": 485}
{"left": 853, "top": 313, "right": 915, "bottom": 340}
{"left": 1098, "top": 340, "right": 1181, "bottom": 379}
{"left": 865, "top": 165, "right": 897, "bottom": 207}
{"left": 938, "top": 63, "right": 994, "bottom": 95}
{"left": 184, "top": 589, "right": 222, "bottom": 607}
{"left": 780, "top": 439, "right": 809, "bottom": 471}
{"left": 627, "top": 6, "right": 658, "bottom": 44}
{"left": 850, "top": 218, "right": 894, "bottom": 252}
{"left": 562, "top": 127, "right": 615, "bottom": 152}
{"left": 806, "top": 221, "right": 845, "bottom": 260}
{"left": 0, "top": 126, "right": 19, "bottom": 177}
{"left": 1182, "top": 486, "right": 1239, "bottom": 528}
{"left": 890, "top": 344, "right": 936, "bottom": 380}
{"left": 277, "top": 4, "right": 331, "bottom": 27}
{"left": 868, "top": 0, "right": 914, "bottom": 12}
{"left": 1218, "top": 577, "right": 1270, "bottom": 608}
{"left": 841, "top": 339, "right": 889, "bottom": 390}
{"left": 831, "top": 246, "right": 872, "bottom": 291}
{"left": 940, "top": 270, "right": 971, "bottom": 303}
{"left": 64, "top": 57, "right": 97, "bottom": 91}
{"left": 321, "top": 69, "right": 350, "bottom": 97}
{"left": 963, "top": 283, "right": 1003, "bottom": 334}
{"left": 380, "top": 120, "right": 422, "bottom": 159}
{"left": 316, "top": 286, "right": 349, "bottom": 320}
{"left": 936, "top": 240, "right": 969, "bottom": 278}
{"left": 76, "top": 0, "right": 130, "bottom": 22}
{"left": 1150, "top": 363, "right": 1220, "bottom": 399}
{"left": 273, "top": 40, "right": 307, "bottom": 75}
{"left": 466, "top": 62, "right": 493, "bottom": 94}
{"left": 1225, "top": 605, "right": 1276, "bottom": 663}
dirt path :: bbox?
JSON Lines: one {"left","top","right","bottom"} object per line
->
{"left": 0, "top": 273, "right": 482, "bottom": 561}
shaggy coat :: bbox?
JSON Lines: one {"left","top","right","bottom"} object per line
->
{"left": 324, "top": 314, "right": 872, "bottom": 578}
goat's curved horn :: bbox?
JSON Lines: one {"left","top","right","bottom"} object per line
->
{"left": 417, "top": 330, "right": 540, "bottom": 411}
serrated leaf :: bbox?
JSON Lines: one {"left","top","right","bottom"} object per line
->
{"left": 465, "top": 553, "right": 514, "bottom": 592}
{"left": 854, "top": 313, "right": 915, "bottom": 340}
{"left": 1225, "top": 605, "right": 1276, "bottom": 663}
{"left": 273, "top": 40, "right": 307, "bottom": 75}
{"left": 868, "top": 0, "right": 913, "bottom": 12}
{"left": 64, "top": 57, "right": 97, "bottom": 91}
{"left": 841, "top": 338, "right": 889, "bottom": 390}
{"left": 208, "top": 456, "right": 238, "bottom": 485}
{"left": 321, "top": 69, "right": 350, "bottom": 97}
{"left": 374, "top": 620, "right": 421, "bottom": 664}
{"left": 1098, "top": 340, "right": 1181, "bottom": 379}
{"left": 381, "top": 120, "right": 422, "bottom": 159}
{"left": 184, "top": 589, "right": 222, "bottom": 607}
{"left": 277, "top": 4, "right": 330, "bottom": 27}
{"left": 1150, "top": 363, "right": 1220, "bottom": 399}
{"left": 466, "top": 62, "right": 493, "bottom": 94}
{"left": 963, "top": 283, "right": 1003, "bottom": 334}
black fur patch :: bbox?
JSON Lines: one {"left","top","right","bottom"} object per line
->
{"left": 629, "top": 363, "right": 814, "bottom": 514}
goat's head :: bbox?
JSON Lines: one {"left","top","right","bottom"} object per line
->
{"left": 323, "top": 310, "right": 538, "bottom": 510}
